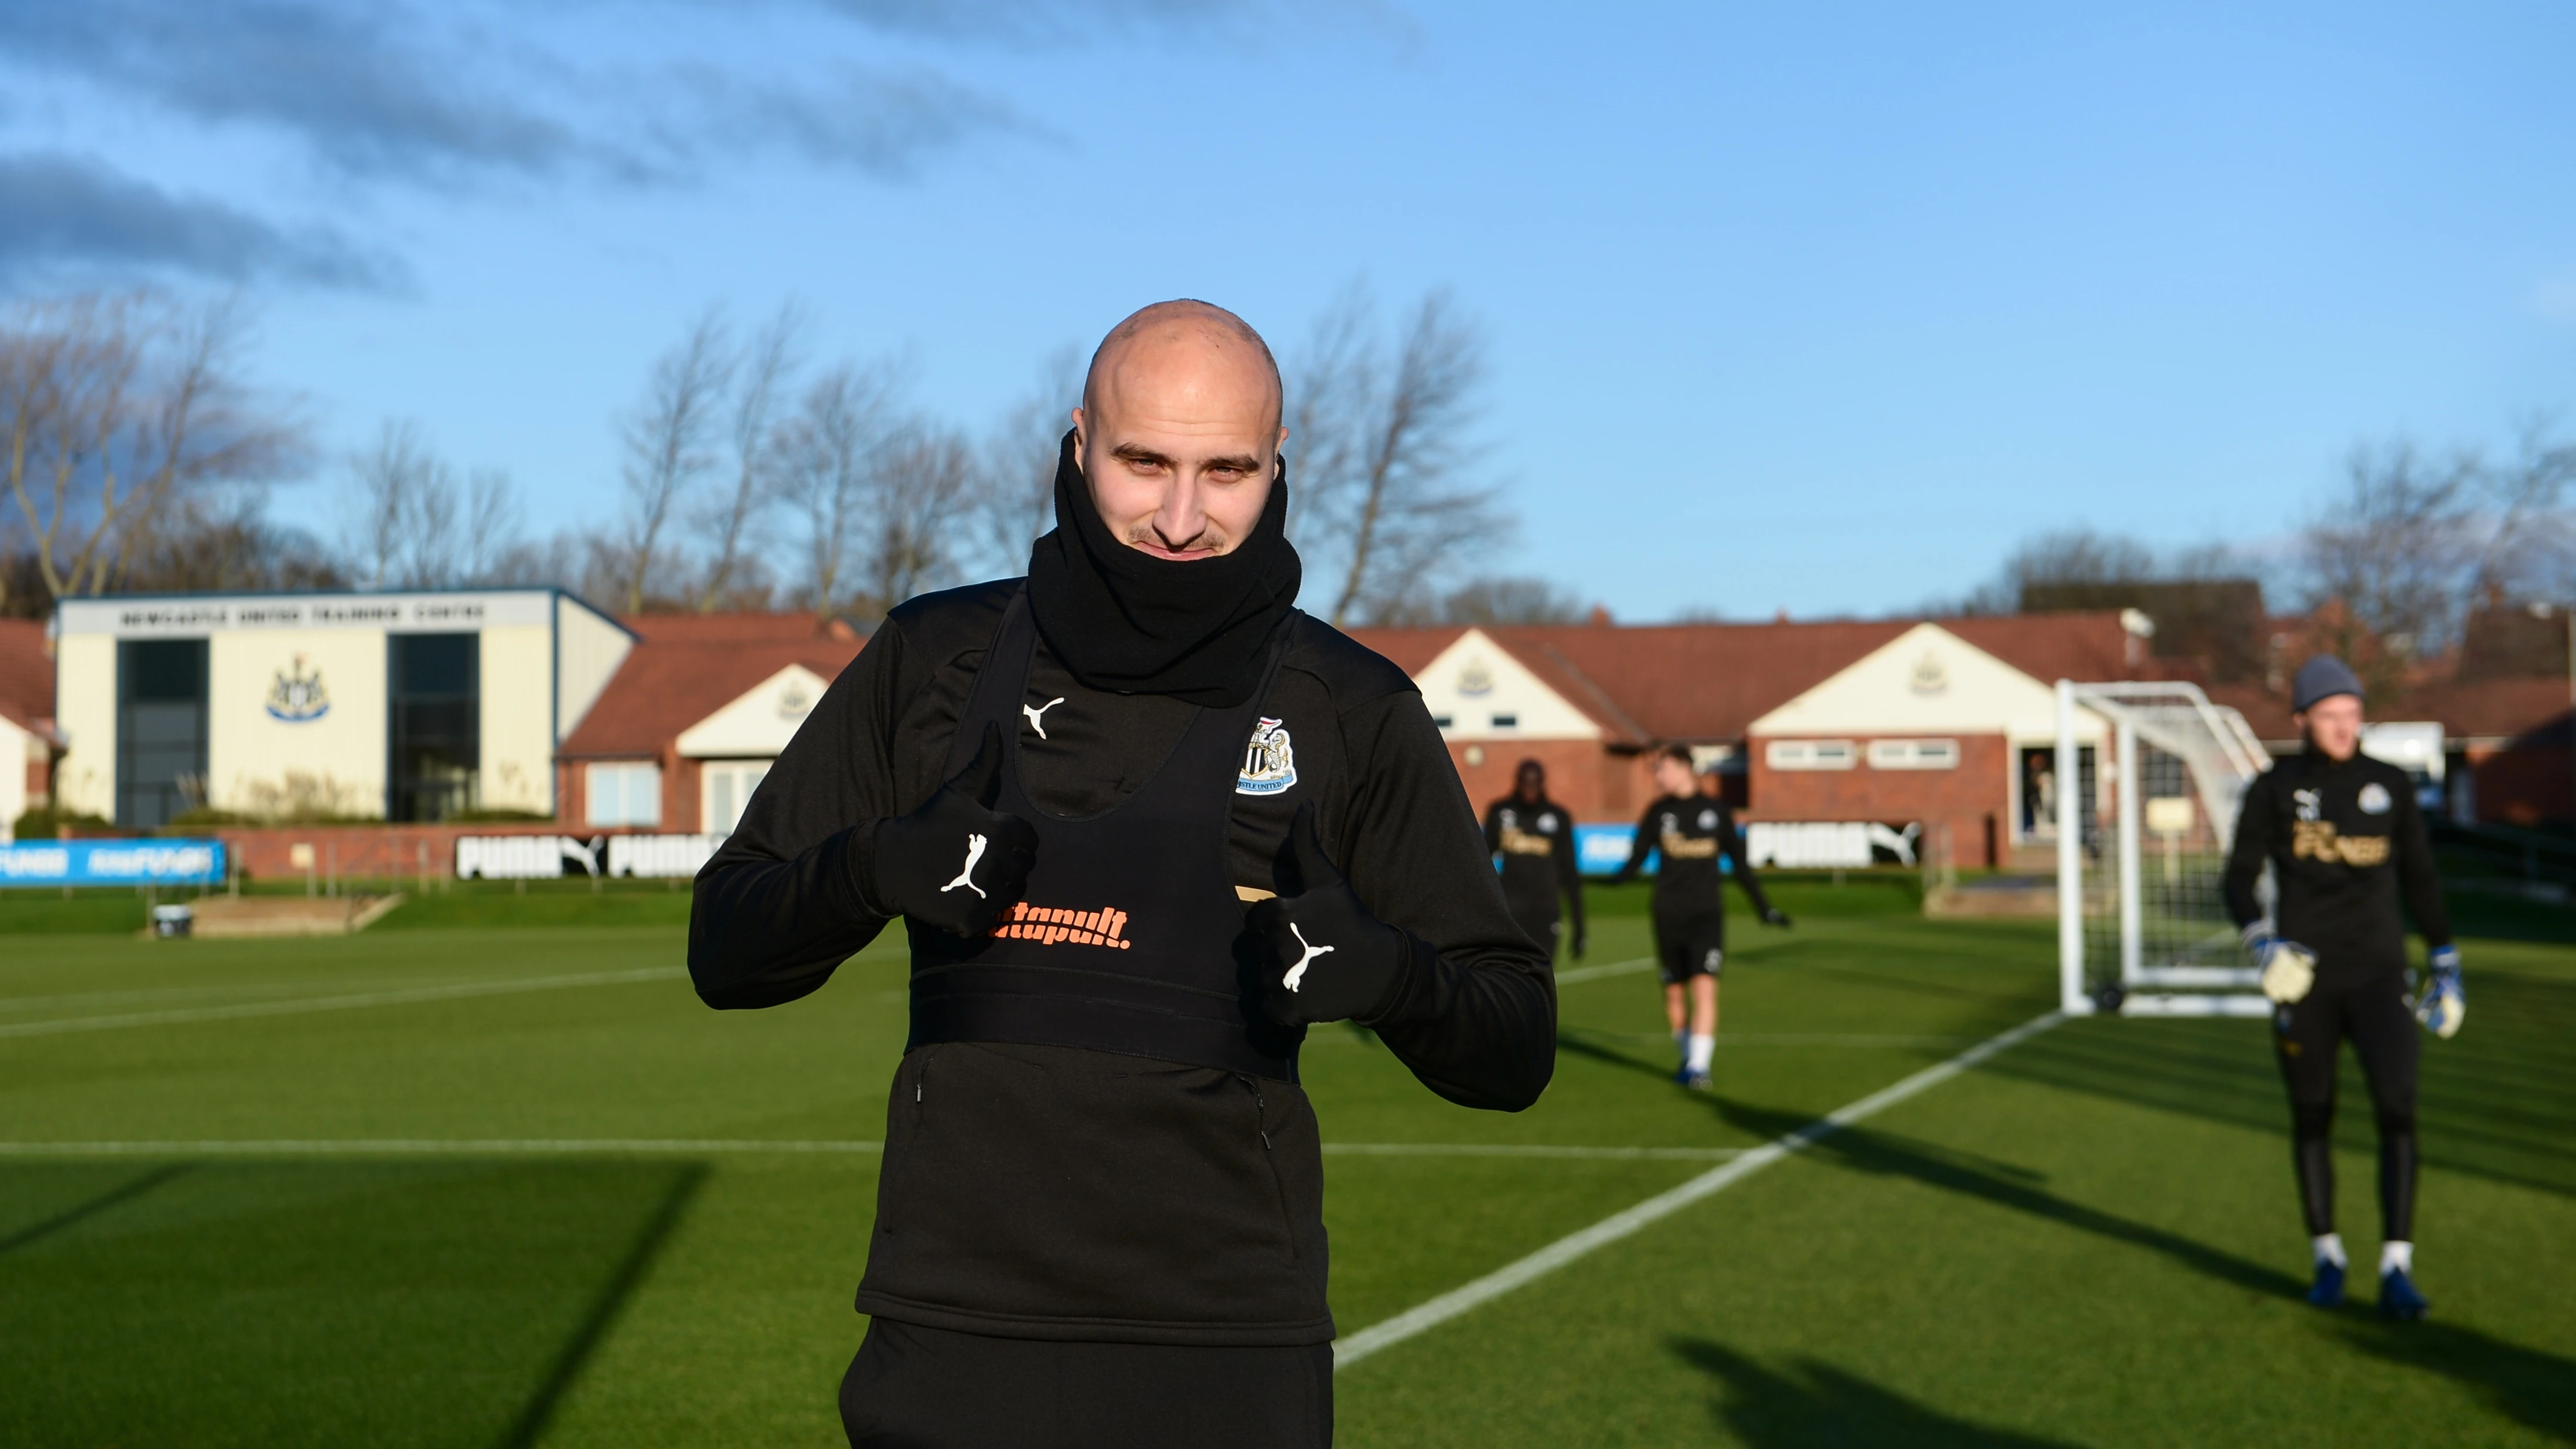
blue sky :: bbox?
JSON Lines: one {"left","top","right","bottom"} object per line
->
{"left": 5, "top": 1, "right": 2572, "bottom": 620}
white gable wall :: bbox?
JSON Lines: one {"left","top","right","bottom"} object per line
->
{"left": 676, "top": 664, "right": 832, "bottom": 758}
{"left": 1749, "top": 623, "right": 2105, "bottom": 744}
{"left": 1414, "top": 629, "right": 1601, "bottom": 741}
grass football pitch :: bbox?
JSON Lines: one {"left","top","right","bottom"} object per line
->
{"left": 2, "top": 880, "right": 2570, "bottom": 1447}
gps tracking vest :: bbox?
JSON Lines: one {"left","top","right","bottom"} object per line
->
{"left": 905, "top": 590, "right": 1303, "bottom": 1081}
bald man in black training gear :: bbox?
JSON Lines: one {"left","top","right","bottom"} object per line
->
{"left": 1484, "top": 759, "right": 1585, "bottom": 962}
{"left": 690, "top": 303, "right": 1554, "bottom": 1448}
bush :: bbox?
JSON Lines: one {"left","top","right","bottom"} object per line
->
{"left": 14, "top": 805, "right": 115, "bottom": 840}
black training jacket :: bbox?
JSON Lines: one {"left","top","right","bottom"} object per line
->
{"left": 2222, "top": 749, "right": 2451, "bottom": 982}
{"left": 1612, "top": 792, "right": 1774, "bottom": 921}
{"left": 688, "top": 579, "right": 1555, "bottom": 1346}
{"left": 1483, "top": 795, "right": 1584, "bottom": 933}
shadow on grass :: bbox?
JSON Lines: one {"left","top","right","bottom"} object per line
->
{"left": 1701, "top": 1096, "right": 2576, "bottom": 1445}
{"left": 1669, "top": 1337, "right": 2080, "bottom": 1448}
{"left": 0, "top": 1162, "right": 189, "bottom": 1253}
{"left": 0, "top": 1158, "right": 708, "bottom": 1449}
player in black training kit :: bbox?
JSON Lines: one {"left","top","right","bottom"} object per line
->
{"left": 2224, "top": 655, "right": 2463, "bottom": 1321}
{"left": 1484, "top": 759, "right": 1585, "bottom": 963}
{"left": 1612, "top": 745, "right": 1789, "bottom": 1089}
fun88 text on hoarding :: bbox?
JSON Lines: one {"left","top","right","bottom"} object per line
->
{"left": 0, "top": 839, "right": 226, "bottom": 887}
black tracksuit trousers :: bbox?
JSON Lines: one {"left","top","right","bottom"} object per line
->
{"left": 2273, "top": 973, "right": 2420, "bottom": 1242}
{"left": 842, "top": 1320, "right": 1333, "bottom": 1448}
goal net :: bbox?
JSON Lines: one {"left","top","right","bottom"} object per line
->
{"left": 2052, "top": 681, "right": 2273, "bottom": 1017}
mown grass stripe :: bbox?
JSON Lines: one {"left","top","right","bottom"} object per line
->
{"left": 0, "top": 966, "right": 688, "bottom": 1039}
{"left": 0, "top": 1139, "right": 1744, "bottom": 1162}
{"left": 1331, "top": 1009, "right": 2068, "bottom": 1370}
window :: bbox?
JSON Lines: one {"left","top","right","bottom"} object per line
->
{"left": 1765, "top": 739, "right": 1856, "bottom": 771}
{"left": 1867, "top": 738, "right": 1960, "bottom": 770}
{"left": 701, "top": 760, "right": 771, "bottom": 835}
{"left": 118, "top": 638, "right": 208, "bottom": 827}
{"left": 389, "top": 633, "right": 479, "bottom": 821}
{"left": 1489, "top": 713, "right": 1518, "bottom": 729}
{"left": 1430, "top": 715, "right": 1454, "bottom": 729}
{"left": 586, "top": 761, "right": 662, "bottom": 827}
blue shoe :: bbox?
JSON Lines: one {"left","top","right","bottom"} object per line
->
{"left": 2378, "top": 1267, "right": 2428, "bottom": 1321}
{"left": 1672, "top": 1062, "right": 1692, "bottom": 1085}
{"left": 1683, "top": 1069, "right": 1713, "bottom": 1092}
{"left": 2306, "top": 1259, "right": 2345, "bottom": 1308}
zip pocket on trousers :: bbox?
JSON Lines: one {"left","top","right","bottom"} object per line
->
{"left": 1237, "top": 1073, "right": 1300, "bottom": 1262}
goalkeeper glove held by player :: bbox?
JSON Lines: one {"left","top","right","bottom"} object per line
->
{"left": 2244, "top": 922, "right": 2317, "bottom": 1005}
{"left": 1248, "top": 803, "right": 1411, "bottom": 1026}
{"left": 2413, "top": 945, "right": 2465, "bottom": 1039}
{"left": 869, "top": 721, "right": 1038, "bottom": 938}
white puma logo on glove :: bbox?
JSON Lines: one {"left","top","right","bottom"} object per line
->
{"left": 939, "top": 834, "right": 988, "bottom": 898}
{"left": 1282, "top": 922, "right": 1334, "bottom": 992}
{"left": 1022, "top": 697, "right": 1066, "bottom": 739}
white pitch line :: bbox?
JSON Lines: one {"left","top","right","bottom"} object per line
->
{"left": 0, "top": 1139, "right": 1744, "bottom": 1163}
{"left": 1553, "top": 956, "right": 1655, "bottom": 984}
{"left": 1332, "top": 1009, "right": 2068, "bottom": 1370}
{"left": 0, "top": 966, "right": 688, "bottom": 1040}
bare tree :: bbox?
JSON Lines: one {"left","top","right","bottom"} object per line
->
{"left": 1286, "top": 285, "right": 1506, "bottom": 626}
{"left": 778, "top": 360, "right": 901, "bottom": 619}
{"left": 344, "top": 421, "right": 523, "bottom": 588}
{"left": 971, "top": 343, "right": 1083, "bottom": 578}
{"left": 0, "top": 290, "right": 301, "bottom": 611}
{"left": 2463, "top": 417, "right": 2576, "bottom": 605}
{"left": 615, "top": 309, "right": 731, "bottom": 613}
{"left": 854, "top": 423, "right": 975, "bottom": 619}
{"left": 694, "top": 302, "right": 805, "bottom": 612}
{"left": 2299, "top": 440, "right": 2485, "bottom": 658}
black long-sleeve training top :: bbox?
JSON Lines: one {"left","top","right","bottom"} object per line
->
{"left": 2223, "top": 748, "right": 2451, "bottom": 983}
{"left": 1484, "top": 794, "right": 1585, "bottom": 936}
{"left": 689, "top": 579, "right": 1555, "bottom": 1346}
{"left": 1612, "top": 792, "right": 1775, "bottom": 921}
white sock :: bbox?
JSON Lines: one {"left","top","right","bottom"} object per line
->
{"left": 1687, "top": 1033, "right": 1715, "bottom": 1073}
{"left": 2311, "top": 1233, "right": 2347, "bottom": 1269}
{"left": 2380, "top": 1240, "right": 2413, "bottom": 1276}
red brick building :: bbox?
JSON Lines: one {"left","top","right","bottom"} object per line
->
{"left": 554, "top": 613, "right": 861, "bottom": 834}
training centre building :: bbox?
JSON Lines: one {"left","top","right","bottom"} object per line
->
{"left": 34, "top": 591, "right": 861, "bottom": 880}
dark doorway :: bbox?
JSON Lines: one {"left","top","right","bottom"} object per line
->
{"left": 389, "top": 633, "right": 480, "bottom": 822}
{"left": 118, "top": 639, "right": 209, "bottom": 827}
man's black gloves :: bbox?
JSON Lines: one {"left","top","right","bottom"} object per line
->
{"left": 1760, "top": 907, "right": 1792, "bottom": 928}
{"left": 869, "top": 722, "right": 1038, "bottom": 937}
{"left": 1248, "top": 804, "right": 1410, "bottom": 1026}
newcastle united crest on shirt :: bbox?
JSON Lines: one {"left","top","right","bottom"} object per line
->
{"left": 1237, "top": 717, "right": 1297, "bottom": 795}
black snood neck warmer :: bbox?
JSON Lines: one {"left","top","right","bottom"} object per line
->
{"left": 1026, "top": 429, "right": 1302, "bottom": 707}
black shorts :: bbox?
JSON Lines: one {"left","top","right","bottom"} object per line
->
{"left": 1654, "top": 912, "right": 1725, "bottom": 986}
{"left": 841, "top": 1319, "right": 1333, "bottom": 1449}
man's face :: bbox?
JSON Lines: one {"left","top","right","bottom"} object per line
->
{"left": 1516, "top": 765, "right": 1544, "bottom": 802}
{"left": 2298, "top": 694, "right": 2364, "bottom": 762}
{"left": 1654, "top": 755, "right": 1697, "bottom": 797}
{"left": 1073, "top": 322, "right": 1283, "bottom": 561}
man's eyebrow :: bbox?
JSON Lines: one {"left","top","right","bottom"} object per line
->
{"left": 1110, "top": 443, "right": 1174, "bottom": 467}
{"left": 1199, "top": 453, "right": 1262, "bottom": 473}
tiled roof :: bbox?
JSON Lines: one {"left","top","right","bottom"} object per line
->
{"left": 560, "top": 613, "right": 864, "bottom": 758}
{"left": 0, "top": 619, "right": 55, "bottom": 737}
{"left": 1347, "top": 613, "right": 2138, "bottom": 744}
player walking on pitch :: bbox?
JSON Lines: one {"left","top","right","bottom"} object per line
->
{"left": 1484, "top": 759, "right": 1586, "bottom": 963}
{"left": 2223, "top": 655, "right": 2461, "bottom": 1320}
{"left": 1612, "top": 745, "right": 1789, "bottom": 1089}
{"left": 689, "top": 300, "right": 1554, "bottom": 1447}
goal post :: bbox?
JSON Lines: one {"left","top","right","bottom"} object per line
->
{"left": 2054, "top": 679, "right": 2274, "bottom": 1018}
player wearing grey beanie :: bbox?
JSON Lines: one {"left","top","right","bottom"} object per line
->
{"left": 2222, "top": 653, "right": 2460, "bottom": 1321}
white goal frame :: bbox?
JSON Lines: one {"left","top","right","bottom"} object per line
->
{"left": 2054, "top": 679, "right": 2274, "bottom": 1018}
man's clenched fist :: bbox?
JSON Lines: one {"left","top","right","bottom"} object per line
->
{"left": 871, "top": 722, "right": 1038, "bottom": 937}
{"left": 1247, "top": 804, "right": 1411, "bottom": 1026}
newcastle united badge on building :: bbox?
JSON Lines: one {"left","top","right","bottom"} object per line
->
{"left": 266, "top": 655, "right": 330, "bottom": 722}
{"left": 1237, "top": 716, "right": 1297, "bottom": 795}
